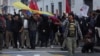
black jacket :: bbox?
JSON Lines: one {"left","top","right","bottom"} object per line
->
{"left": 12, "top": 19, "right": 23, "bottom": 32}
{"left": 38, "top": 17, "right": 50, "bottom": 35}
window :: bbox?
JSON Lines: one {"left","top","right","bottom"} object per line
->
{"left": 71, "top": 0, "right": 75, "bottom": 8}
{"left": 21, "top": 0, "right": 28, "bottom": 5}
{"left": 84, "top": 0, "right": 93, "bottom": 12}
{"left": 40, "top": 8, "right": 42, "bottom": 11}
{"left": 58, "top": 2, "right": 62, "bottom": 16}
{"left": 51, "top": 3, "right": 54, "bottom": 14}
{"left": 68, "top": 0, "right": 71, "bottom": 7}
{"left": 46, "top": 5, "right": 48, "bottom": 12}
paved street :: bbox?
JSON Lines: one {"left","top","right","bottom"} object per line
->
{"left": 0, "top": 47, "right": 100, "bottom": 56}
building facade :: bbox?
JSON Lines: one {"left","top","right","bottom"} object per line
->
{"left": 0, "top": 0, "right": 16, "bottom": 14}
{"left": 0, "top": 0, "right": 9, "bottom": 14}
{"left": 37, "top": 0, "right": 100, "bottom": 16}
{"left": 37, "top": 0, "right": 66, "bottom": 16}
{"left": 8, "top": 0, "right": 24, "bottom": 14}
{"left": 0, "top": 0, "right": 2, "bottom": 13}
{"left": 1, "top": 0, "right": 100, "bottom": 15}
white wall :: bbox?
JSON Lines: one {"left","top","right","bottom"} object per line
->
{"left": 36, "top": 0, "right": 100, "bottom": 15}
{"left": 7, "top": 0, "right": 20, "bottom": 14}
{"left": 51, "top": 0, "right": 64, "bottom": 14}
{"left": 37, "top": 0, "right": 64, "bottom": 13}
{"left": 0, "top": 0, "right": 3, "bottom": 5}
{"left": 37, "top": 0, "right": 84, "bottom": 15}
{"left": 0, "top": 0, "right": 3, "bottom": 13}
{"left": 93, "top": 0, "right": 100, "bottom": 10}
{"left": 71, "top": 0, "right": 84, "bottom": 14}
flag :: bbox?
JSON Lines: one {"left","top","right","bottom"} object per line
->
{"left": 13, "top": 1, "right": 30, "bottom": 10}
{"left": 26, "top": 10, "right": 32, "bottom": 16}
{"left": 29, "top": 0, "right": 39, "bottom": 10}
{"left": 31, "top": 10, "right": 54, "bottom": 16}
{"left": 34, "top": 0, "right": 39, "bottom": 10}
{"left": 13, "top": 1, "right": 53, "bottom": 16}
{"left": 66, "top": 0, "right": 71, "bottom": 13}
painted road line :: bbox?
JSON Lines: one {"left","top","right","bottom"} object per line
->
{"left": 33, "top": 54, "right": 40, "bottom": 56}
{"left": 53, "top": 54, "right": 64, "bottom": 56}
{"left": 1, "top": 51, "right": 81, "bottom": 54}
{"left": 0, "top": 54, "right": 10, "bottom": 56}
{"left": 36, "top": 47, "right": 62, "bottom": 49}
{"left": 16, "top": 54, "right": 24, "bottom": 56}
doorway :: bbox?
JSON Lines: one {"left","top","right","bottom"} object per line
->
{"left": 84, "top": 0, "right": 93, "bottom": 12}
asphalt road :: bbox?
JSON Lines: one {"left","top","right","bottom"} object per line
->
{"left": 0, "top": 47, "right": 100, "bottom": 56}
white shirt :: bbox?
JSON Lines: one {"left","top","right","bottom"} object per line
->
{"left": 24, "top": 19, "right": 28, "bottom": 28}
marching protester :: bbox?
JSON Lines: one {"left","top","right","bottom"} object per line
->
{"left": 28, "top": 13, "right": 39, "bottom": 49}
{"left": 81, "top": 11, "right": 96, "bottom": 53}
{"left": 81, "top": 29, "right": 94, "bottom": 53}
{"left": 5, "top": 14, "right": 14, "bottom": 49}
{"left": 95, "top": 10, "right": 100, "bottom": 46}
{"left": 79, "top": 16, "right": 88, "bottom": 38}
{"left": 60, "top": 12, "right": 68, "bottom": 50}
{"left": 38, "top": 15, "right": 50, "bottom": 47}
{"left": 0, "top": 14, "right": 6, "bottom": 50}
{"left": 12, "top": 14, "right": 23, "bottom": 48}
{"left": 63, "top": 13, "right": 83, "bottom": 56}
{"left": 21, "top": 13, "right": 31, "bottom": 49}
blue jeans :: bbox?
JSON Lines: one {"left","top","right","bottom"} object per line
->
{"left": 50, "top": 31, "right": 55, "bottom": 45}
{"left": 29, "top": 30, "right": 36, "bottom": 49}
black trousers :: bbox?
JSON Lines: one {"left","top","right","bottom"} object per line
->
{"left": 95, "top": 29, "right": 100, "bottom": 46}
{"left": 39, "top": 33, "right": 49, "bottom": 47}
{"left": 13, "top": 32, "right": 22, "bottom": 48}
{"left": 82, "top": 43, "right": 94, "bottom": 53}
{"left": 0, "top": 32, "right": 3, "bottom": 50}
{"left": 58, "top": 34, "right": 64, "bottom": 46}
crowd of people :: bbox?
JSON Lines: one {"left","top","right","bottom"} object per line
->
{"left": 0, "top": 9, "right": 100, "bottom": 56}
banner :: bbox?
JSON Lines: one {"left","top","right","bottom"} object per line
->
{"left": 80, "top": 4, "right": 89, "bottom": 17}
